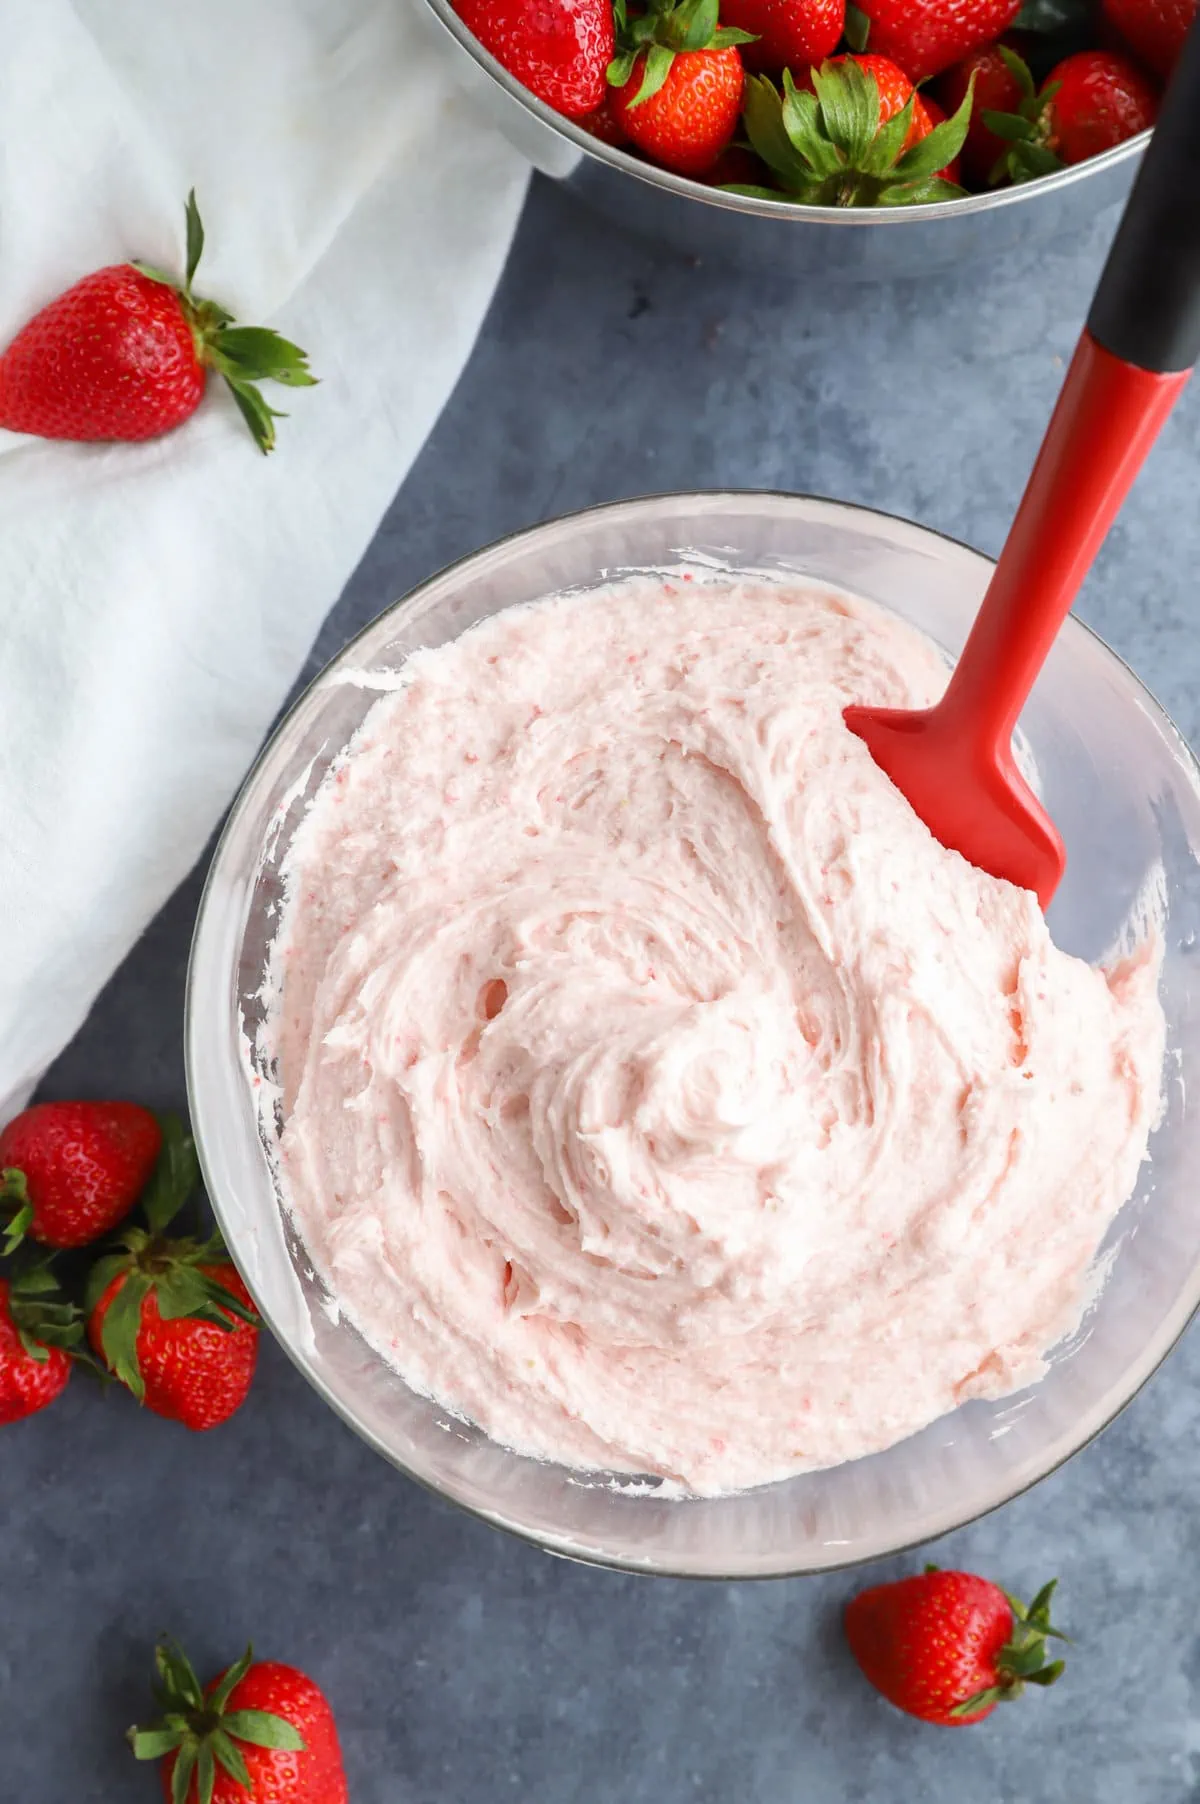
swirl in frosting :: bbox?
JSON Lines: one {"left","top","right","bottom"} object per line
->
{"left": 265, "top": 573, "right": 1164, "bottom": 1495}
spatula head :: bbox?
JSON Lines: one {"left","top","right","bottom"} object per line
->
{"left": 843, "top": 702, "right": 1067, "bottom": 910}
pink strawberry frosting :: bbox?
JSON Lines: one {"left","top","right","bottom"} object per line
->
{"left": 264, "top": 573, "right": 1163, "bottom": 1495}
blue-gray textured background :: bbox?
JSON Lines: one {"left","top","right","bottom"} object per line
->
{"left": 8, "top": 180, "right": 1200, "bottom": 1802}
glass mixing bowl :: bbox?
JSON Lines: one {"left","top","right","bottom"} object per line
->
{"left": 186, "top": 492, "right": 1200, "bottom": 1578}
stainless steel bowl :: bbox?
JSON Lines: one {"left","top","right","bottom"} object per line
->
{"left": 415, "top": 0, "right": 1146, "bottom": 277}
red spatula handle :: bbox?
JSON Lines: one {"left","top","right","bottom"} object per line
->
{"left": 935, "top": 13, "right": 1200, "bottom": 758}
{"left": 936, "top": 340, "right": 1188, "bottom": 755}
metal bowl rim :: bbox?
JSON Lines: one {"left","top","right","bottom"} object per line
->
{"left": 420, "top": 0, "right": 1147, "bottom": 227}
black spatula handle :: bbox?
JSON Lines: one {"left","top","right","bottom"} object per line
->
{"left": 1087, "top": 15, "right": 1200, "bottom": 375}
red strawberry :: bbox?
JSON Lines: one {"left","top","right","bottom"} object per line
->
{"left": 129, "top": 1640, "right": 346, "bottom": 1804}
{"left": 919, "top": 95, "right": 963, "bottom": 182}
{"left": 0, "top": 1266, "right": 82, "bottom": 1425}
{"left": 743, "top": 56, "right": 972, "bottom": 203}
{"left": 1101, "top": 0, "right": 1195, "bottom": 77}
{"left": 577, "top": 91, "right": 632, "bottom": 146}
{"left": 0, "top": 1100, "right": 161, "bottom": 1251}
{"left": 613, "top": 0, "right": 754, "bottom": 174}
{"left": 937, "top": 43, "right": 1025, "bottom": 185}
{"left": 845, "top": 1568, "right": 1067, "bottom": 1725}
{"left": 987, "top": 48, "right": 1158, "bottom": 181}
{"left": 452, "top": 0, "right": 614, "bottom": 118}
{"left": 1044, "top": 49, "right": 1159, "bottom": 161}
{"left": 614, "top": 48, "right": 747, "bottom": 172}
{"left": 860, "top": 0, "right": 1022, "bottom": 82}
{"left": 609, "top": 0, "right": 758, "bottom": 176}
{"left": 720, "top": 0, "right": 845, "bottom": 74}
{"left": 0, "top": 191, "right": 314, "bottom": 452}
{"left": 85, "top": 1115, "right": 260, "bottom": 1430}
{"left": 90, "top": 1259, "right": 258, "bottom": 1431}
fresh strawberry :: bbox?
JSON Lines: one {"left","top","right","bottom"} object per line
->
{"left": 129, "top": 1639, "right": 346, "bottom": 1804}
{"left": 452, "top": 0, "right": 614, "bottom": 117}
{"left": 720, "top": 0, "right": 845, "bottom": 74}
{"left": 741, "top": 56, "right": 972, "bottom": 204}
{"left": 846, "top": 1567, "right": 1067, "bottom": 1725}
{"left": 0, "top": 1100, "right": 161, "bottom": 1251}
{"left": 0, "top": 192, "right": 314, "bottom": 453}
{"left": 919, "top": 94, "right": 963, "bottom": 181}
{"left": 1045, "top": 48, "right": 1160, "bottom": 161}
{"left": 813, "top": 51, "right": 929, "bottom": 143}
{"left": 986, "top": 48, "right": 1158, "bottom": 181}
{"left": 1101, "top": 0, "right": 1196, "bottom": 77}
{"left": 85, "top": 1116, "right": 259, "bottom": 1430}
{"left": 608, "top": 0, "right": 757, "bottom": 176}
{"left": 0, "top": 1264, "right": 83, "bottom": 1424}
{"left": 819, "top": 54, "right": 938, "bottom": 149}
{"left": 937, "top": 43, "right": 1025, "bottom": 185}
{"left": 614, "top": 48, "right": 747, "bottom": 173}
{"left": 859, "top": 0, "right": 1022, "bottom": 82}
{"left": 801, "top": 53, "right": 939, "bottom": 147}
{"left": 90, "top": 1259, "right": 258, "bottom": 1431}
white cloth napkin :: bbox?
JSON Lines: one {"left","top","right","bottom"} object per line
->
{"left": 0, "top": 0, "right": 529, "bottom": 1119}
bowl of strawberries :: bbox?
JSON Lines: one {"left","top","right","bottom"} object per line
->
{"left": 416, "top": 0, "right": 1191, "bottom": 274}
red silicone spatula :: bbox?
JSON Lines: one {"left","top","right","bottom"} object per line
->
{"left": 844, "top": 20, "right": 1200, "bottom": 910}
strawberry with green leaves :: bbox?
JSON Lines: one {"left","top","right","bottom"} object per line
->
{"left": 0, "top": 1260, "right": 85, "bottom": 1424}
{"left": 984, "top": 46, "right": 1158, "bottom": 182}
{"left": 129, "top": 1639, "right": 346, "bottom": 1804}
{"left": 845, "top": 1567, "right": 1067, "bottom": 1725}
{"left": 937, "top": 43, "right": 1026, "bottom": 186}
{"left": 739, "top": 56, "right": 973, "bottom": 205}
{"left": 0, "top": 191, "right": 314, "bottom": 453}
{"left": 825, "top": 51, "right": 936, "bottom": 148}
{"left": 1, "top": 1099, "right": 161, "bottom": 1252}
{"left": 608, "top": 0, "right": 758, "bottom": 176}
{"left": 85, "top": 1117, "right": 259, "bottom": 1431}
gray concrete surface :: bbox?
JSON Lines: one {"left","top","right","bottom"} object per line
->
{"left": 6, "top": 176, "right": 1200, "bottom": 1802}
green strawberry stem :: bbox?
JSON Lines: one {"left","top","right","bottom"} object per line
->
{"left": 132, "top": 191, "right": 316, "bottom": 454}
{"left": 0, "top": 1166, "right": 35, "bottom": 1255}
{"left": 981, "top": 48, "right": 1064, "bottom": 185}
{"left": 607, "top": 0, "right": 757, "bottom": 105}
{"left": 737, "top": 62, "right": 975, "bottom": 208}
{"left": 5, "top": 1250, "right": 89, "bottom": 1364}
{"left": 844, "top": 2, "right": 871, "bottom": 52}
{"left": 139, "top": 1114, "right": 202, "bottom": 1237}
{"left": 950, "top": 1578, "right": 1069, "bottom": 1716}
{"left": 129, "top": 1640, "right": 306, "bottom": 1804}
